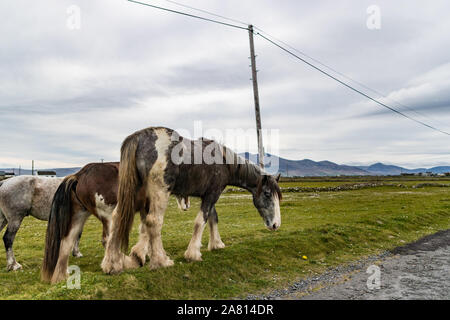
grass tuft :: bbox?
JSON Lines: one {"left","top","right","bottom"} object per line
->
{"left": 0, "top": 177, "right": 448, "bottom": 299}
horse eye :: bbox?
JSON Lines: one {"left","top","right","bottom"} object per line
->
{"left": 264, "top": 191, "right": 271, "bottom": 198}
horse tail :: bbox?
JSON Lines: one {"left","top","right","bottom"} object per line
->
{"left": 114, "top": 135, "right": 140, "bottom": 252}
{"left": 41, "top": 175, "right": 78, "bottom": 282}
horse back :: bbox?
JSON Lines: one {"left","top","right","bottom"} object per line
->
{"left": 30, "top": 176, "right": 64, "bottom": 220}
{"left": 0, "top": 175, "right": 49, "bottom": 220}
{"left": 167, "top": 138, "right": 230, "bottom": 197}
{"left": 74, "top": 162, "right": 120, "bottom": 215}
{"left": 130, "top": 127, "right": 230, "bottom": 198}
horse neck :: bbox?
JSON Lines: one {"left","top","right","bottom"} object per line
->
{"left": 229, "top": 161, "right": 262, "bottom": 194}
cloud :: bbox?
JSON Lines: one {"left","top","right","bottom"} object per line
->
{"left": 1, "top": 0, "right": 450, "bottom": 169}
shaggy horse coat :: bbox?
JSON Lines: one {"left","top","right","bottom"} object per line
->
{"left": 0, "top": 176, "right": 83, "bottom": 271}
{"left": 41, "top": 162, "right": 190, "bottom": 283}
{"left": 102, "top": 127, "right": 282, "bottom": 275}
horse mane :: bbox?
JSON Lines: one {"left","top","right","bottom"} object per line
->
{"left": 258, "top": 174, "right": 282, "bottom": 200}
{"left": 233, "top": 157, "right": 262, "bottom": 183}
{"left": 223, "top": 146, "right": 282, "bottom": 200}
{"left": 186, "top": 136, "right": 281, "bottom": 199}
{"left": 219, "top": 145, "right": 262, "bottom": 188}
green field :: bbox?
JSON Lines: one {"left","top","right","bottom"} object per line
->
{"left": 0, "top": 176, "right": 449, "bottom": 299}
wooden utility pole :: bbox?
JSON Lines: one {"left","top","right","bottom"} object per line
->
{"left": 31, "top": 160, "right": 34, "bottom": 176}
{"left": 248, "top": 25, "right": 264, "bottom": 169}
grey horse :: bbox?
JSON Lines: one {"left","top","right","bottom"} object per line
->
{"left": 0, "top": 176, "right": 82, "bottom": 271}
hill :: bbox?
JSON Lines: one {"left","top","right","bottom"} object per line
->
{"left": 0, "top": 167, "right": 81, "bottom": 177}
{"left": 240, "top": 154, "right": 450, "bottom": 176}
{"left": 2, "top": 156, "right": 449, "bottom": 177}
{"left": 241, "top": 153, "right": 370, "bottom": 176}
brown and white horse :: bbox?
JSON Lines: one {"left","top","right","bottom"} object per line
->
{"left": 102, "top": 127, "right": 282, "bottom": 275}
{"left": 41, "top": 162, "right": 189, "bottom": 283}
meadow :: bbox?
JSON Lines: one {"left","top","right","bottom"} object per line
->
{"left": 0, "top": 176, "right": 449, "bottom": 299}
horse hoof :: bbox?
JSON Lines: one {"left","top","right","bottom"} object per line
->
{"left": 102, "top": 263, "right": 123, "bottom": 275}
{"left": 50, "top": 272, "right": 68, "bottom": 284}
{"left": 7, "top": 262, "right": 22, "bottom": 271}
{"left": 130, "top": 246, "right": 147, "bottom": 267}
{"left": 73, "top": 252, "right": 83, "bottom": 258}
{"left": 208, "top": 241, "right": 225, "bottom": 251}
{"left": 101, "top": 256, "right": 124, "bottom": 275}
{"left": 184, "top": 250, "right": 202, "bottom": 262}
{"left": 149, "top": 257, "right": 174, "bottom": 270}
{"left": 124, "top": 254, "right": 144, "bottom": 269}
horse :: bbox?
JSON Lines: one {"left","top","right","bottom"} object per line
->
{"left": 101, "top": 127, "right": 282, "bottom": 275}
{"left": 41, "top": 161, "right": 190, "bottom": 283}
{"left": 0, "top": 176, "right": 83, "bottom": 271}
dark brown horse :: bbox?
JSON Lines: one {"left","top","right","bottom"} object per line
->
{"left": 102, "top": 127, "right": 282, "bottom": 275}
{"left": 41, "top": 162, "right": 189, "bottom": 283}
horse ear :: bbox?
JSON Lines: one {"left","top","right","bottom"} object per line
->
{"left": 262, "top": 174, "right": 269, "bottom": 184}
{"left": 274, "top": 173, "right": 281, "bottom": 182}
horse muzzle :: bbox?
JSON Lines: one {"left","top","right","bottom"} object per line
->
{"left": 265, "top": 221, "right": 280, "bottom": 231}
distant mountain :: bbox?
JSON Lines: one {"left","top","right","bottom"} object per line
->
{"left": 0, "top": 167, "right": 81, "bottom": 177}
{"left": 428, "top": 166, "right": 450, "bottom": 174}
{"left": 52, "top": 167, "right": 82, "bottom": 177}
{"left": 356, "top": 163, "right": 423, "bottom": 175}
{"left": 2, "top": 156, "right": 450, "bottom": 178}
{"left": 240, "top": 154, "right": 450, "bottom": 177}
{"left": 240, "top": 153, "right": 370, "bottom": 176}
{"left": 356, "top": 163, "right": 450, "bottom": 175}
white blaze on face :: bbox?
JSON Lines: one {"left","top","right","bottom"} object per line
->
{"left": 272, "top": 194, "right": 281, "bottom": 229}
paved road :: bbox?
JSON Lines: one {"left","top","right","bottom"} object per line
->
{"left": 294, "top": 229, "right": 450, "bottom": 300}
{"left": 247, "top": 230, "right": 450, "bottom": 300}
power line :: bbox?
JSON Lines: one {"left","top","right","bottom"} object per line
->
{"left": 160, "top": 0, "right": 445, "bottom": 128}
{"left": 160, "top": 2, "right": 448, "bottom": 130}
{"left": 157, "top": 1, "right": 447, "bottom": 129}
{"left": 255, "top": 31, "right": 450, "bottom": 136}
{"left": 254, "top": 27, "right": 449, "bottom": 129}
{"left": 164, "top": 0, "right": 249, "bottom": 27}
{"left": 126, "top": 0, "right": 450, "bottom": 136}
{"left": 127, "top": 0, "right": 248, "bottom": 30}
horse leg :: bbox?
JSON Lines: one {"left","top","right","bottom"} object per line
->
{"left": 0, "top": 213, "right": 9, "bottom": 269}
{"left": 207, "top": 206, "right": 225, "bottom": 251}
{"left": 100, "top": 218, "right": 111, "bottom": 248}
{"left": 145, "top": 187, "right": 172, "bottom": 270}
{"left": 184, "top": 209, "right": 208, "bottom": 261}
{"left": 3, "top": 214, "right": 25, "bottom": 271}
{"left": 0, "top": 214, "right": 6, "bottom": 234}
{"left": 185, "top": 195, "right": 222, "bottom": 261}
{"left": 176, "top": 196, "right": 190, "bottom": 211}
{"left": 101, "top": 206, "right": 127, "bottom": 274}
{"left": 72, "top": 231, "right": 83, "bottom": 258}
{"left": 51, "top": 210, "right": 89, "bottom": 284}
{"left": 129, "top": 210, "right": 150, "bottom": 268}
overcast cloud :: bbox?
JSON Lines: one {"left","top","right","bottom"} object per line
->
{"left": 1, "top": 0, "right": 449, "bottom": 169}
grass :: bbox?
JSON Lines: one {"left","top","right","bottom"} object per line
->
{"left": 0, "top": 176, "right": 449, "bottom": 299}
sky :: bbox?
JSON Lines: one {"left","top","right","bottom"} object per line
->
{"left": 1, "top": 0, "right": 450, "bottom": 170}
